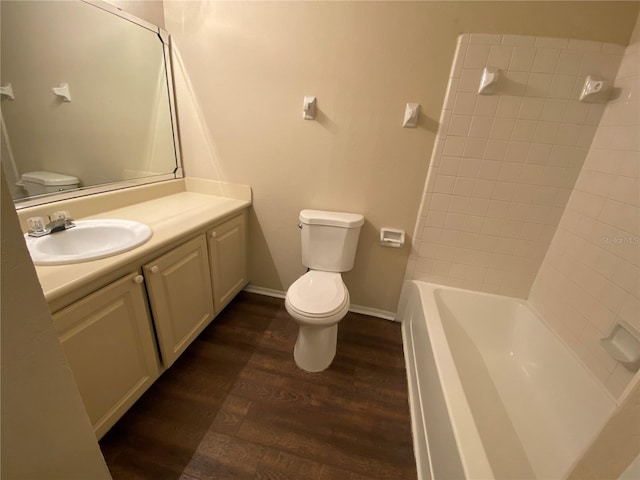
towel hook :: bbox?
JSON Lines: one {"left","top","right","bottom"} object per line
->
{"left": 52, "top": 82, "right": 72, "bottom": 102}
{"left": 0, "top": 83, "right": 15, "bottom": 100}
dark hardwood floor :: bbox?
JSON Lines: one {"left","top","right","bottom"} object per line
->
{"left": 100, "top": 292, "right": 417, "bottom": 480}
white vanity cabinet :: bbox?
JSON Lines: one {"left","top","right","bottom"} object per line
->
{"left": 53, "top": 271, "right": 160, "bottom": 439}
{"left": 49, "top": 208, "right": 249, "bottom": 438}
{"left": 142, "top": 212, "right": 248, "bottom": 367}
{"left": 207, "top": 213, "right": 248, "bottom": 313}
{"left": 143, "top": 234, "right": 215, "bottom": 368}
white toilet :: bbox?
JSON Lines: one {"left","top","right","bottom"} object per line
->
{"left": 19, "top": 171, "right": 80, "bottom": 196}
{"left": 285, "top": 209, "right": 364, "bottom": 372}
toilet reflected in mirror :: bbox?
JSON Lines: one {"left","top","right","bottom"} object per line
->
{"left": 19, "top": 171, "right": 79, "bottom": 197}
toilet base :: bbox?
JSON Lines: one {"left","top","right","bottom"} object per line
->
{"left": 293, "top": 324, "right": 338, "bottom": 372}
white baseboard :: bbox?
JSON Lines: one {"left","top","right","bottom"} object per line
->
{"left": 349, "top": 304, "right": 397, "bottom": 321}
{"left": 243, "top": 284, "right": 397, "bottom": 321}
{"left": 243, "top": 285, "right": 286, "bottom": 299}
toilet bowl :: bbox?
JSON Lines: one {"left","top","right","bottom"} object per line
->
{"left": 285, "top": 209, "right": 364, "bottom": 372}
{"left": 285, "top": 271, "right": 350, "bottom": 372}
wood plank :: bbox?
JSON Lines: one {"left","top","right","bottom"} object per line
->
{"left": 255, "top": 448, "right": 324, "bottom": 480}
{"left": 100, "top": 292, "right": 416, "bottom": 480}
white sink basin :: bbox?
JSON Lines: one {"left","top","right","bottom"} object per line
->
{"left": 25, "top": 219, "right": 152, "bottom": 265}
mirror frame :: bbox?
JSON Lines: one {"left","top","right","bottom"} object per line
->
{"left": 14, "top": 0, "right": 183, "bottom": 210}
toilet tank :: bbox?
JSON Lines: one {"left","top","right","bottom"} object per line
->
{"left": 299, "top": 209, "right": 364, "bottom": 272}
{"left": 21, "top": 171, "right": 79, "bottom": 196}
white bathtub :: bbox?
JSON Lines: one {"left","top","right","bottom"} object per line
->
{"left": 399, "top": 281, "right": 615, "bottom": 480}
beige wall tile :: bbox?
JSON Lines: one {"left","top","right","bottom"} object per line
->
{"left": 530, "top": 17, "right": 640, "bottom": 399}
{"left": 409, "top": 24, "right": 634, "bottom": 313}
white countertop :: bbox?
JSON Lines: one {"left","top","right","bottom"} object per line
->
{"left": 27, "top": 180, "right": 251, "bottom": 305}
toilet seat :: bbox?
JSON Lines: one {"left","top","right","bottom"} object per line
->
{"left": 286, "top": 270, "right": 349, "bottom": 323}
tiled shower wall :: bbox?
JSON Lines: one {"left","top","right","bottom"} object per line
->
{"left": 529, "top": 18, "right": 640, "bottom": 400}
{"left": 406, "top": 33, "right": 625, "bottom": 298}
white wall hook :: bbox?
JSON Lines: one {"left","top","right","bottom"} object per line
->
{"left": 0, "top": 83, "right": 15, "bottom": 100}
{"left": 478, "top": 67, "right": 500, "bottom": 95}
{"left": 303, "top": 96, "right": 316, "bottom": 120}
{"left": 402, "top": 103, "right": 420, "bottom": 128}
{"left": 52, "top": 82, "right": 71, "bottom": 102}
{"left": 579, "top": 74, "right": 610, "bottom": 103}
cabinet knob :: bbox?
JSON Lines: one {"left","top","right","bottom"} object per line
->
{"left": 210, "top": 231, "right": 217, "bottom": 238}
{"left": 150, "top": 266, "right": 159, "bottom": 274}
{"left": 133, "top": 275, "right": 144, "bottom": 284}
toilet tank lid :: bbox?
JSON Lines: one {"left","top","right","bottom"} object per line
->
{"left": 299, "top": 209, "right": 364, "bottom": 228}
{"left": 21, "top": 171, "right": 79, "bottom": 186}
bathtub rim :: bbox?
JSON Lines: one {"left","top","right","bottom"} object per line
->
{"left": 400, "top": 280, "right": 495, "bottom": 480}
{"left": 401, "top": 320, "right": 430, "bottom": 479}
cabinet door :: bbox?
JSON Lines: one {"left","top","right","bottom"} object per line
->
{"left": 53, "top": 272, "right": 160, "bottom": 439}
{"left": 208, "top": 212, "right": 248, "bottom": 313}
{"left": 144, "top": 234, "right": 214, "bottom": 367}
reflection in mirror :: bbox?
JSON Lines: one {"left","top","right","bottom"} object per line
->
{"left": 0, "top": 0, "right": 181, "bottom": 207}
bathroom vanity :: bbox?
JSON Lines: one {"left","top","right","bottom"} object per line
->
{"left": 3, "top": 0, "right": 252, "bottom": 443}
{"left": 6, "top": 0, "right": 253, "bottom": 442}
{"left": 18, "top": 178, "right": 251, "bottom": 439}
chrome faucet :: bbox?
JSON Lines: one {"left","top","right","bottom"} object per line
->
{"left": 27, "top": 211, "right": 75, "bottom": 237}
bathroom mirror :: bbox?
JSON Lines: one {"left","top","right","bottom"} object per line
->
{"left": 0, "top": 0, "right": 182, "bottom": 208}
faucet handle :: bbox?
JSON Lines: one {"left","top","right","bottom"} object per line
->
{"left": 52, "top": 210, "right": 74, "bottom": 227}
{"left": 48, "top": 211, "right": 75, "bottom": 233}
{"left": 27, "top": 217, "right": 50, "bottom": 237}
{"left": 52, "top": 210, "right": 72, "bottom": 220}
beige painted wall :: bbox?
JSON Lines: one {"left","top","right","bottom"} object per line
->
{"left": 166, "top": 1, "right": 639, "bottom": 313}
{"left": 0, "top": 169, "right": 111, "bottom": 480}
